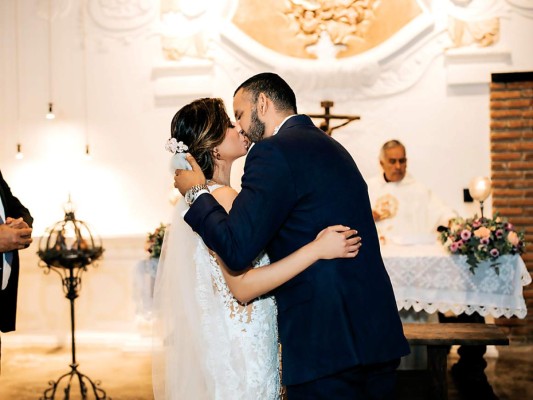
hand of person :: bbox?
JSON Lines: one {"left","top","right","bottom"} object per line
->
{"left": 6, "top": 217, "right": 30, "bottom": 230}
{"left": 174, "top": 154, "right": 207, "bottom": 196}
{"left": 313, "top": 225, "right": 361, "bottom": 259}
{"left": 0, "top": 223, "right": 33, "bottom": 252}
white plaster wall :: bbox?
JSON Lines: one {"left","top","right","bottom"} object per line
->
{"left": 1, "top": 0, "right": 532, "bottom": 240}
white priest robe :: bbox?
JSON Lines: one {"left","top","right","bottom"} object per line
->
{"left": 366, "top": 173, "right": 457, "bottom": 243}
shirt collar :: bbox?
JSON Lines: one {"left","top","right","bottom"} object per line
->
{"left": 273, "top": 114, "right": 297, "bottom": 136}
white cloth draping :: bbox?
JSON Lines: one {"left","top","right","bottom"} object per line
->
{"left": 381, "top": 243, "right": 531, "bottom": 318}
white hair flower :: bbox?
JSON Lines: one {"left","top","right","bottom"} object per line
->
{"left": 165, "top": 138, "right": 188, "bottom": 154}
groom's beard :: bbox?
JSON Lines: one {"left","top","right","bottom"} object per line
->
{"left": 246, "top": 106, "right": 266, "bottom": 143}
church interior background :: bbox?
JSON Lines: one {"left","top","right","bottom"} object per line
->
{"left": 0, "top": 0, "right": 532, "bottom": 398}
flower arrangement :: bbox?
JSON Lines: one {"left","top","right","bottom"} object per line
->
{"left": 145, "top": 223, "right": 168, "bottom": 258}
{"left": 440, "top": 213, "right": 526, "bottom": 274}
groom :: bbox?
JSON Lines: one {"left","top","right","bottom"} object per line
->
{"left": 174, "top": 73, "right": 409, "bottom": 399}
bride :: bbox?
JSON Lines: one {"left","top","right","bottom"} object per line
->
{"left": 152, "top": 98, "right": 361, "bottom": 399}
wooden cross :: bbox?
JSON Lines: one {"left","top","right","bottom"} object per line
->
{"left": 308, "top": 101, "right": 360, "bottom": 135}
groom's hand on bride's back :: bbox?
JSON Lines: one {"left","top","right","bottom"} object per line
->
{"left": 174, "top": 154, "right": 207, "bottom": 196}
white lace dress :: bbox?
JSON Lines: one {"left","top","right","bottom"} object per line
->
{"left": 152, "top": 185, "right": 280, "bottom": 399}
{"left": 189, "top": 185, "right": 280, "bottom": 400}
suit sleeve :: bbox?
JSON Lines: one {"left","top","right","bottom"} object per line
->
{"left": 185, "top": 141, "right": 297, "bottom": 271}
{"left": 0, "top": 171, "right": 33, "bottom": 228}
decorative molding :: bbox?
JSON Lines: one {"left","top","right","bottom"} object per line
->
{"left": 445, "top": 47, "right": 513, "bottom": 85}
{"left": 36, "top": 0, "right": 73, "bottom": 20}
{"left": 151, "top": 1, "right": 226, "bottom": 103}
{"left": 445, "top": 0, "right": 508, "bottom": 20}
{"left": 85, "top": 0, "right": 158, "bottom": 48}
{"left": 216, "top": 13, "right": 442, "bottom": 99}
{"left": 151, "top": 0, "right": 525, "bottom": 100}
{"left": 440, "top": 0, "right": 518, "bottom": 86}
{"left": 151, "top": 59, "right": 215, "bottom": 106}
{"left": 506, "top": 0, "right": 533, "bottom": 18}
{"left": 87, "top": 0, "right": 157, "bottom": 32}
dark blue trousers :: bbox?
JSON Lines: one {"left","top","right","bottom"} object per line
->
{"left": 285, "top": 359, "right": 400, "bottom": 400}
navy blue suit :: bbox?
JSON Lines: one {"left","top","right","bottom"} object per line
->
{"left": 185, "top": 115, "right": 409, "bottom": 388}
{"left": 0, "top": 170, "right": 33, "bottom": 333}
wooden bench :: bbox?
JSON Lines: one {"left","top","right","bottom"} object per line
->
{"left": 402, "top": 323, "right": 509, "bottom": 400}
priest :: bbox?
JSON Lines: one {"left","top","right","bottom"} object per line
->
{"left": 367, "top": 139, "right": 457, "bottom": 244}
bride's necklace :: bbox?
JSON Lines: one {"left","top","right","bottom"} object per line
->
{"left": 207, "top": 179, "right": 227, "bottom": 186}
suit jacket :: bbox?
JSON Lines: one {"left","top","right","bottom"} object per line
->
{"left": 0, "top": 170, "right": 33, "bottom": 333}
{"left": 185, "top": 115, "right": 410, "bottom": 385}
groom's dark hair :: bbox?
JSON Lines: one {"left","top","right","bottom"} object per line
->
{"left": 234, "top": 73, "right": 297, "bottom": 114}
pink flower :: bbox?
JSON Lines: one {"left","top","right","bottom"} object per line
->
{"left": 474, "top": 226, "right": 491, "bottom": 239}
{"left": 505, "top": 222, "right": 514, "bottom": 231}
{"left": 507, "top": 231, "right": 519, "bottom": 246}
{"left": 480, "top": 237, "right": 490, "bottom": 245}
{"left": 495, "top": 229, "right": 504, "bottom": 239}
{"left": 472, "top": 220, "right": 482, "bottom": 228}
{"left": 490, "top": 248, "right": 499, "bottom": 258}
{"left": 450, "top": 242, "right": 459, "bottom": 253}
{"left": 460, "top": 229, "right": 472, "bottom": 241}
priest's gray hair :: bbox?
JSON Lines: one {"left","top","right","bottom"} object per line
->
{"left": 379, "top": 139, "right": 406, "bottom": 161}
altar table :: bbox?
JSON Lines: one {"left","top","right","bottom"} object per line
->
{"left": 381, "top": 242, "right": 531, "bottom": 319}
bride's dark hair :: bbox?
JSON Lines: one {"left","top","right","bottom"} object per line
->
{"left": 170, "top": 98, "right": 231, "bottom": 179}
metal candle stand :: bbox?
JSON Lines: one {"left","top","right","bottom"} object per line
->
{"left": 37, "top": 198, "right": 107, "bottom": 400}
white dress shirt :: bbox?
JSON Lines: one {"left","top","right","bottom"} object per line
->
{"left": 0, "top": 198, "right": 11, "bottom": 290}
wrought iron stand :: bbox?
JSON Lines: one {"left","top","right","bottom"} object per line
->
{"left": 40, "top": 264, "right": 109, "bottom": 400}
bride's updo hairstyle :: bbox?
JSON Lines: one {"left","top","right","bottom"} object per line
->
{"left": 170, "top": 98, "right": 231, "bottom": 179}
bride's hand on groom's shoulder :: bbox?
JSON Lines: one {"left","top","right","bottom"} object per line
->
{"left": 313, "top": 225, "right": 362, "bottom": 260}
{"left": 174, "top": 154, "right": 207, "bottom": 195}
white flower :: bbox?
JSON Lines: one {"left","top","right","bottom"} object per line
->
{"left": 165, "top": 138, "right": 188, "bottom": 154}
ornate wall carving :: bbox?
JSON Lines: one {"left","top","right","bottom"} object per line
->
{"left": 506, "top": 0, "right": 533, "bottom": 18}
{"left": 232, "top": 0, "right": 424, "bottom": 59}
{"left": 444, "top": 0, "right": 513, "bottom": 85}
{"left": 86, "top": 0, "right": 158, "bottom": 47}
{"left": 217, "top": 0, "right": 436, "bottom": 97}
{"left": 150, "top": 0, "right": 523, "bottom": 102}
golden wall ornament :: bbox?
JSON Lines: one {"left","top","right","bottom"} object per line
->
{"left": 285, "top": 0, "right": 381, "bottom": 48}
{"left": 231, "top": 0, "right": 423, "bottom": 59}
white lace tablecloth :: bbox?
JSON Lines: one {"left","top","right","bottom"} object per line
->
{"left": 381, "top": 243, "right": 532, "bottom": 318}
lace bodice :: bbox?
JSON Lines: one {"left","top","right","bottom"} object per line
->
{"left": 190, "top": 185, "right": 280, "bottom": 399}
{"left": 152, "top": 186, "right": 279, "bottom": 400}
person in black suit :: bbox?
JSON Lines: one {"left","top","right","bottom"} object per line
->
{"left": 0, "top": 170, "right": 33, "bottom": 342}
{"left": 174, "top": 73, "right": 409, "bottom": 399}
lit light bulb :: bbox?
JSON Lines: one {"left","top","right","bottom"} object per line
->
{"left": 468, "top": 176, "right": 492, "bottom": 218}
{"left": 46, "top": 102, "right": 55, "bottom": 120}
{"left": 15, "top": 143, "right": 24, "bottom": 160}
{"left": 468, "top": 177, "right": 492, "bottom": 202}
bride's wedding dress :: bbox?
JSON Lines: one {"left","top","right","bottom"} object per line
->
{"left": 152, "top": 186, "right": 280, "bottom": 400}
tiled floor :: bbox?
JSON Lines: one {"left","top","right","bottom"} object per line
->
{"left": 0, "top": 341, "right": 531, "bottom": 399}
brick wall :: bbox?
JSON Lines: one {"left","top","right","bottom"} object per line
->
{"left": 490, "top": 71, "right": 533, "bottom": 341}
